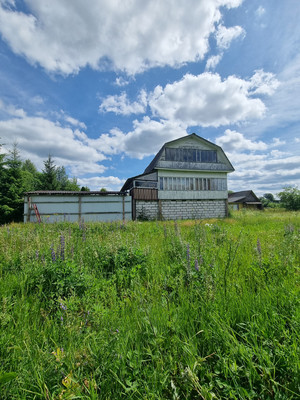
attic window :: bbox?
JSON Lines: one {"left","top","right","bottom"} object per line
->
{"left": 165, "top": 148, "right": 217, "bottom": 163}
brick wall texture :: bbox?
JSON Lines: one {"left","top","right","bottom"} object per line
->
{"left": 136, "top": 199, "right": 226, "bottom": 220}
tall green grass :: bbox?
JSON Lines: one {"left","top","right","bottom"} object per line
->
{"left": 0, "top": 211, "right": 299, "bottom": 399}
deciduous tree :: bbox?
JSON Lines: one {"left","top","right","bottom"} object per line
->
{"left": 278, "top": 186, "right": 300, "bottom": 211}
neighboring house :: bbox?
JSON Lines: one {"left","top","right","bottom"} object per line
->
{"left": 121, "top": 133, "right": 234, "bottom": 220}
{"left": 228, "top": 190, "right": 263, "bottom": 211}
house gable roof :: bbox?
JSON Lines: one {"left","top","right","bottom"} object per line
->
{"left": 144, "top": 133, "right": 234, "bottom": 173}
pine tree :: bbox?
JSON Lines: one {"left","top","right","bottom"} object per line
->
{"left": 40, "top": 155, "right": 59, "bottom": 190}
{"left": 0, "top": 144, "right": 24, "bottom": 223}
{"left": 0, "top": 143, "right": 7, "bottom": 224}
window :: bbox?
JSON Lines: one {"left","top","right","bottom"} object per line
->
{"left": 165, "top": 148, "right": 217, "bottom": 163}
{"left": 159, "top": 177, "right": 227, "bottom": 191}
{"left": 134, "top": 180, "right": 158, "bottom": 188}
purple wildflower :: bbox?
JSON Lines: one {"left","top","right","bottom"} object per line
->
{"left": 257, "top": 238, "right": 261, "bottom": 256}
{"left": 60, "top": 234, "right": 65, "bottom": 260}
{"left": 195, "top": 258, "right": 199, "bottom": 271}
{"left": 36, "top": 250, "right": 39, "bottom": 260}
{"left": 60, "top": 302, "right": 67, "bottom": 311}
{"left": 187, "top": 244, "right": 190, "bottom": 265}
{"left": 163, "top": 224, "right": 167, "bottom": 238}
{"left": 51, "top": 244, "right": 56, "bottom": 262}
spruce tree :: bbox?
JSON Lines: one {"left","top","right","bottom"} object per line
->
{"left": 41, "top": 155, "right": 59, "bottom": 190}
{"left": 0, "top": 144, "right": 24, "bottom": 223}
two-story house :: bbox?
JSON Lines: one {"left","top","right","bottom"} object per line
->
{"left": 121, "top": 133, "right": 234, "bottom": 220}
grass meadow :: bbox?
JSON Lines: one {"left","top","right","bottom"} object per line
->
{"left": 0, "top": 211, "right": 299, "bottom": 399}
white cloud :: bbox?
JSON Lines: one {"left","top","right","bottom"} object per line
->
{"left": 115, "top": 77, "right": 130, "bottom": 87}
{"left": 77, "top": 176, "right": 125, "bottom": 192}
{"left": 67, "top": 162, "right": 107, "bottom": 177}
{"left": 0, "top": 112, "right": 107, "bottom": 175}
{"left": 270, "top": 149, "right": 290, "bottom": 158}
{"left": 249, "top": 70, "right": 280, "bottom": 96}
{"left": 228, "top": 152, "right": 300, "bottom": 194}
{"left": 99, "top": 90, "right": 147, "bottom": 115}
{"left": 256, "top": 6, "right": 265, "bottom": 18}
{"left": 148, "top": 72, "right": 273, "bottom": 127}
{"left": 93, "top": 117, "right": 187, "bottom": 159}
{"left": 222, "top": 134, "right": 300, "bottom": 195}
{"left": 93, "top": 69, "right": 280, "bottom": 159}
{"left": 31, "top": 95, "right": 44, "bottom": 105}
{"left": 216, "top": 129, "right": 267, "bottom": 152}
{"left": 270, "top": 137, "right": 286, "bottom": 147}
{"left": 0, "top": 0, "right": 243, "bottom": 75}
{"left": 215, "top": 24, "right": 245, "bottom": 49}
{"left": 240, "top": 55, "right": 300, "bottom": 140}
{"left": 205, "top": 54, "right": 222, "bottom": 70}
{"left": 0, "top": 99, "right": 26, "bottom": 117}
{"left": 64, "top": 115, "right": 87, "bottom": 130}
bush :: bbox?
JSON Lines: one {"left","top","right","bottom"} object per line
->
{"left": 278, "top": 186, "right": 300, "bottom": 211}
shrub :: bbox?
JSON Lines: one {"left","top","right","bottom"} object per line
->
{"left": 278, "top": 186, "right": 300, "bottom": 211}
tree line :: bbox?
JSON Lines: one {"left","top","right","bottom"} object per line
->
{"left": 260, "top": 190, "right": 300, "bottom": 211}
{"left": 0, "top": 144, "right": 88, "bottom": 224}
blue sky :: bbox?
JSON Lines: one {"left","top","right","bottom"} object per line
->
{"left": 0, "top": 0, "right": 299, "bottom": 195}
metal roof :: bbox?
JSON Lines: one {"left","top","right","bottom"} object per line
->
{"left": 24, "top": 190, "right": 127, "bottom": 196}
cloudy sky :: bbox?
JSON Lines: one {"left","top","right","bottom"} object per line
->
{"left": 0, "top": 0, "right": 299, "bottom": 195}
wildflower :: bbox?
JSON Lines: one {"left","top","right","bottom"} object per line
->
{"left": 163, "top": 224, "right": 167, "bottom": 238}
{"left": 187, "top": 244, "right": 190, "bottom": 265}
{"left": 60, "top": 302, "right": 67, "bottom": 311}
{"left": 52, "top": 347, "right": 65, "bottom": 362}
{"left": 50, "top": 244, "right": 56, "bottom": 262}
{"left": 195, "top": 258, "right": 199, "bottom": 271}
{"left": 60, "top": 234, "right": 65, "bottom": 260}
{"left": 257, "top": 238, "right": 261, "bottom": 256}
{"left": 35, "top": 250, "right": 39, "bottom": 260}
{"left": 174, "top": 221, "right": 179, "bottom": 235}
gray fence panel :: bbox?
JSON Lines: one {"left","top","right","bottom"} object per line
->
{"left": 24, "top": 194, "right": 132, "bottom": 223}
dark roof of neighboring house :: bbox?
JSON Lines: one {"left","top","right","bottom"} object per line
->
{"left": 144, "top": 133, "right": 234, "bottom": 174}
{"left": 228, "top": 190, "right": 261, "bottom": 204}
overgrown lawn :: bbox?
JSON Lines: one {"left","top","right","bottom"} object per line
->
{"left": 0, "top": 211, "right": 299, "bottom": 399}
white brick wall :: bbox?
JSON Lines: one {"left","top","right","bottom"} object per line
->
{"left": 136, "top": 201, "right": 159, "bottom": 220}
{"left": 135, "top": 199, "right": 226, "bottom": 220}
